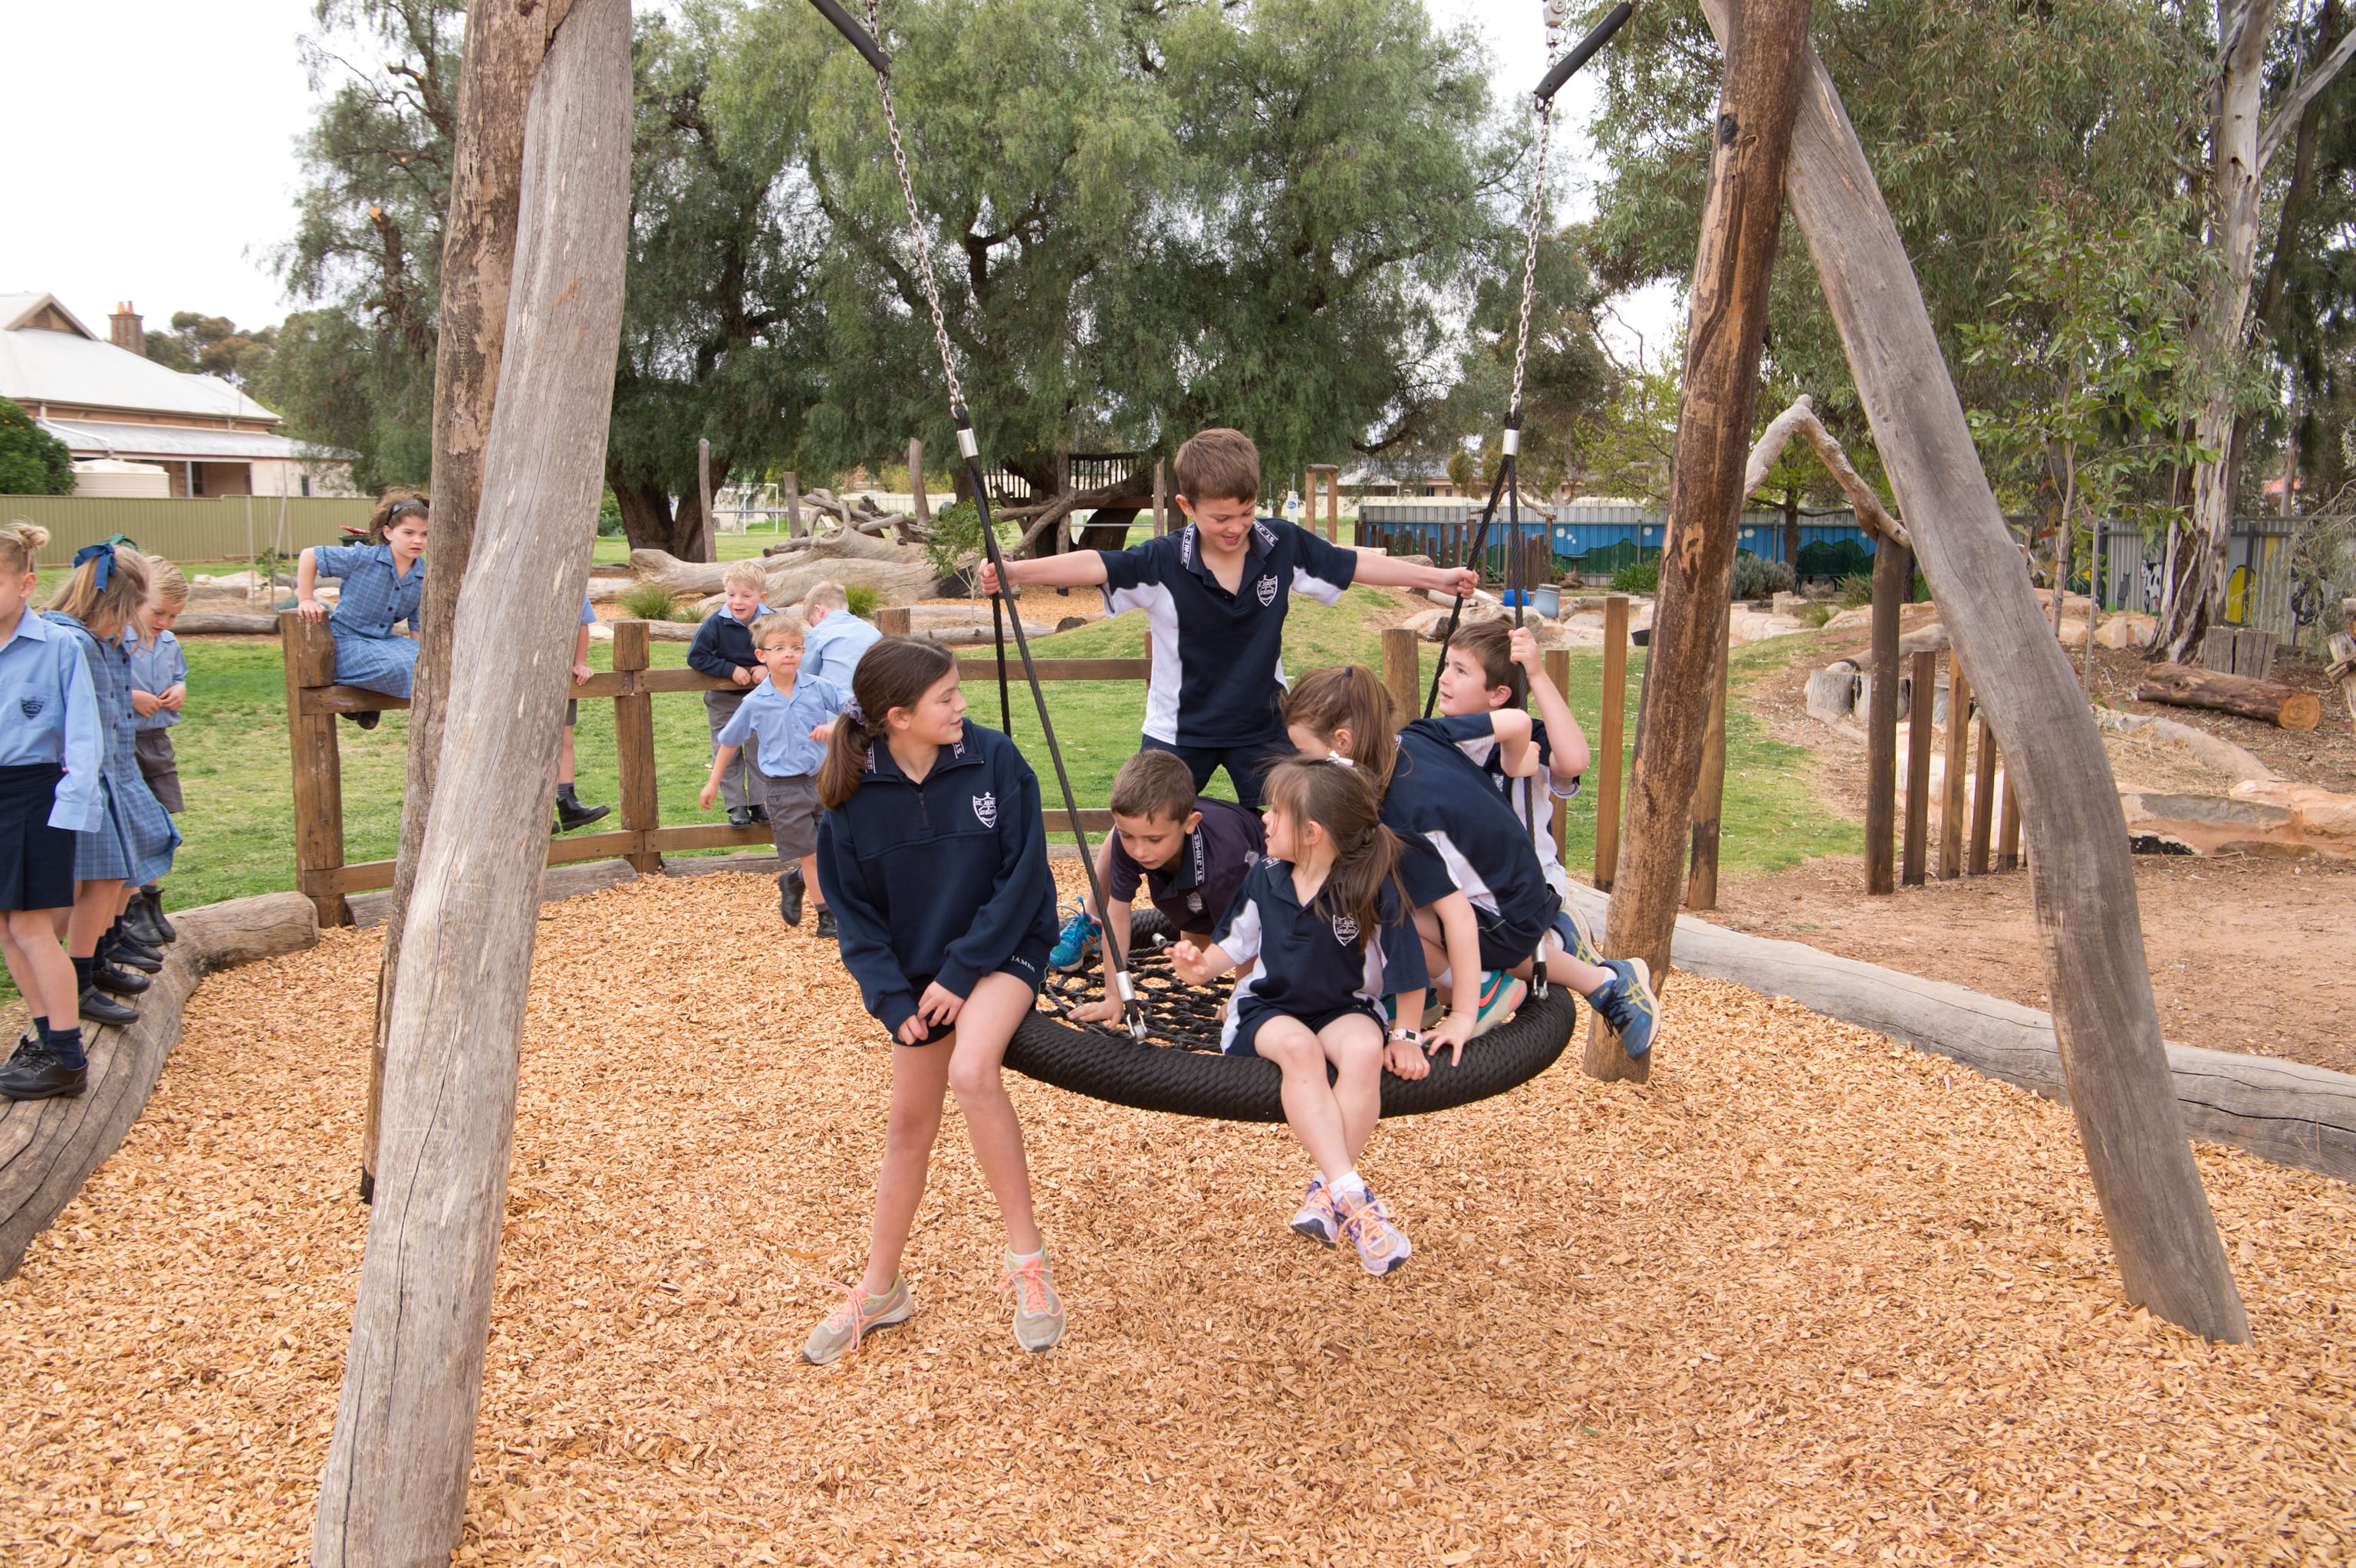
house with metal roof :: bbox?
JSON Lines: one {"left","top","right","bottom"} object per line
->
{"left": 0, "top": 293, "right": 354, "bottom": 498}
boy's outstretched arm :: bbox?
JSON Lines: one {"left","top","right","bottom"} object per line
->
{"left": 1351, "top": 554, "right": 1480, "bottom": 600}
{"left": 978, "top": 553, "right": 1111, "bottom": 593}
{"left": 1510, "top": 625, "right": 1591, "bottom": 780}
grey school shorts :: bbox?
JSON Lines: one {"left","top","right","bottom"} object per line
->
{"left": 755, "top": 772, "right": 821, "bottom": 860}
{"left": 134, "top": 729, "right": 184, "bottom": 814}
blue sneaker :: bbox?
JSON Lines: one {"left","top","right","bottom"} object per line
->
{"left": 1588, "top": 956, "right": 1660, "bottom": 1058}
{"left": 1466, "top": 969, "right": 1527, "bottom": 1039}
{"left": 1048, "top": 900, "right": 1101, "bottom": 971}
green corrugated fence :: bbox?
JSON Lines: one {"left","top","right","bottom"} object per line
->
{"left": 0, "top": 495, "right": 377, "bottom": 566}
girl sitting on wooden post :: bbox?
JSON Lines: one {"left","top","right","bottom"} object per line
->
{"left": 294, "top": 491, "right": 428, "bottom": 728}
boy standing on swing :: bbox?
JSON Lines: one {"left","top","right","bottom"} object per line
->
{"left": 979, "top": 427, "right": 1476, "bottom": 968}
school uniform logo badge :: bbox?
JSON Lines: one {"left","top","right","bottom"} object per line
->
{"left": 1331, "top": 912, "right": 1360, "bottom": 945}
{"left": 1186, "top": 892, "right": 1204, "bottom": 913}
{"left": 972, "top": 791, "right": 997, "bottom": 828}
{"left": 1255, "top": 574, "right": 1279, "bottom": 606}
{"left": 18, "top": 697, "right": 41, "bottom": 718}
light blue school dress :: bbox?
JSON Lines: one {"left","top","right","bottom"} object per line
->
{"left": 41, "top": 613, "right": 180, "bottom": 886}
{"left": 315, "top": 543, "right": 426, "bottom": 696}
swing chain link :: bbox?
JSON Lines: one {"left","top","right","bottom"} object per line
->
{"left": 1508, "top": 17, "right": 1560, "bottom": 421}
{"left": 864, "top": 0, "right": 966, "bottom": 419}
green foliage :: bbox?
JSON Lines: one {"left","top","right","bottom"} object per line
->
{"left": 143, "top": 312, "right": 277, "bottom": 385}
{"left": 252, "top": 307, "right": 431, "bottom": 493}
{"left": 620, "top": 581, "right": 689, "bottom": 622}
{"left": 1799, "top": 603, "right": 1835, "bottom": 629}
{"left": 1729, "top": 554, "right": 1795, "bottom": 601}
{"left": 844, "top": 583, "right": 881, "bottom": 620}
{"left": 920, "top": 498, "right": 1019, "bottom": 583}
{"left": 1609, "top": 557, "right": 1660, "bottom": 593}
{"left": 1838, "top": 574, "right": 1874, "bottom": 609}
{"left": 1586, "top": 0, "right": 2210, "bottom": 466}
{"left": 0, "top": 396, "right": 74, "bottom": 495}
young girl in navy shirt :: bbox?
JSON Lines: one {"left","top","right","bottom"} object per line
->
{"left": 1171, "top": 758, "right": 1427, "bottom": 1275}
{"left": 808, "top": 637, "right": 1064, "bottom": 1364}
{"left": 295, "top": 491, "right": 428, "bottom": 723}
{"left": 0, "top": 524, "right": 104, "bottom": 1101}
{"left": 44, "top": 544, "right": 181, "bottom": 1035}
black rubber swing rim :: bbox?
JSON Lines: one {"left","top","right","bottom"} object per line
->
{"left": 1003, "top": 915, "right": 1583, "bottom": 1123}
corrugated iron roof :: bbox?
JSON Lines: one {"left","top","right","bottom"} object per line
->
{"left": 0, "top": 295, "right": 280, "bottom": 422}
{"left": 38, "top": 416, "right": 347, "bottom": 463}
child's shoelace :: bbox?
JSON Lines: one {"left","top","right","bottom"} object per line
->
{"left": 999, "top": 1256, "right": 1054, "bottom": 1314}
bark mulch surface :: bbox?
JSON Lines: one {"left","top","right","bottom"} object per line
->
{"left": 5, "top": 872, "right": 2352, "bottom": 1566}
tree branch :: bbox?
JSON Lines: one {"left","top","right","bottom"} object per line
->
{"left": 1743, "top": 394, "right": 1909, "bottom": 549}
{"left": 2259, "top": 25, "right": 2356, "bottom": 169}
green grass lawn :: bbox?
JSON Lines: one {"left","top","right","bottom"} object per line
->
{"left": 0, "top": 597, "right": 1851, "bottom": 1002}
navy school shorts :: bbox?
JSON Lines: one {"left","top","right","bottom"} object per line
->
{"left": 1138, "top": 734, "right": 1294, "bottom": 813}
{"left": 1226, "top": 998, "right": 1386, "bottom": 1059}
{"left": 890, "top": 939, "right": 1051, "bottom": 1046}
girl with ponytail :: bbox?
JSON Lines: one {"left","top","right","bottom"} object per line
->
{"left": 805, "top": 636, "right": 1067, "bottom": 1365}
{"left": 1169, "top": 758, "right": 1430, "bottom": 1276}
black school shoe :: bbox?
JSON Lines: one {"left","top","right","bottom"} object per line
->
{"left": 726, "top": 806, "right": 754, "bottom": 829}
{"left": 0, "top": 1044, "right": 87, "bottom": 1101}
{"left": 346, "top": 710, "right": 381, "bottom": 731}
{"left": 778, "top": 866, "right": 805, "bottom": 925}
{"left": 130, "top": 886, "right": 176, "bottom": 945}
{"left": 814, "top": 905, "right": 837, "bottom": 940}
{"left": 90, "top": 958, "right": 150, "bottom": 997}
{"left": 749, "top": 803, "right": 769, "bottom": 823}
{"left": 552, "top": 796, "right": 613, "bottom": 834}
{"left": 80, "top": 986, "right": 137, "bottom": 1027}
{"left": 104, "top": 932, "right": 163, "bottom": 974}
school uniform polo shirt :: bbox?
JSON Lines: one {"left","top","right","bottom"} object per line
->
{"left": 1384, "top": 718, "right": 1556, "bottom": 936}
{"left": 128, "top": 630, "right": 189, "bottom": 731}
{"left": 802, "top": 610, "right": 882, "bottom": 689}
{"left": 716, "top": 673, "right": 852, "bottom": 778}
{"left": 1211, "top": 855, "right": 1429, "bottom": 1049}
{"left": 1104, "top": 796, "right": 1264, "bottom": 933}
{"left": 1456, "top": 715, "right": 1581, "bottom": 892}
{"left": 0, "top": 609, "right": 104, "bottom": 830}
{"left": 1097, "top": 519, "right": 1360, "bottom": 747}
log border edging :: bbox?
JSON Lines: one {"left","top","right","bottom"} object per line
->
{"left": 0, "top": 892, "right": 321, "bottom": 1281}
{"left": 1568, "top": 884, "right": 2356, "bottom": 1186}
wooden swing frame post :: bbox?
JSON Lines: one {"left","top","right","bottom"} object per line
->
{"left": 1693, "top": 0, "right": 2246, "bottom": 1340}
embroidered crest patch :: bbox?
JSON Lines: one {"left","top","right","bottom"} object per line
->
{"left": 19, "top": 697, "right": 43, "bottom": 719}
{"left": 1331, "top": 912, "right": 1361, "bottom": 945}
{"left": 1186, "top": 892, "right": 1204, "bottom": 913}
{"left": 1255, "top": 574, "right": 1279, "bottom": 607}
{"left": 972, "top": 791, "right": 997, "bottom": 828}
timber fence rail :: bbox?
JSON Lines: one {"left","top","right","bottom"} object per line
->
{"left": 283, "top": 604, "right": 1637, "bottom": 928}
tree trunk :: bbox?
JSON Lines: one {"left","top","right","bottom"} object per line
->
{"left": 1783, "top": 485, "right": 1800, "bottom": 569}
{"left": 1697, "top": 0, "right": 2250, "bottom": 1342}
{"left": 366, "top": 0, "right": 565, "bottom": 1199}
{"left": 1587, "top": 0, "right": 1814, "bottom": 1083}
{"left": 2163, "top": 3, "right": 2279, "bottom": 662}
{"left": 2135, "top": 662, "right": 2322, "bottom": 730}
{"left": 312, "top": 2, "right": 633, "bottom": 1559}
{"left": 611, "top": 474, "right": 708, "bottom": 557}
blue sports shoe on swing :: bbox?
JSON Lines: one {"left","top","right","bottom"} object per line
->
{"left": 1587, "top": 957, "right": 1660, "bottom": 1058}
{"left": 1049, "top": 899, "right": 1100, "bottom": 971}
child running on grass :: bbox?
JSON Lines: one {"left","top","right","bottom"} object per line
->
{"left": 807, "top": 637, "right": 1065, "bottom": 1363}
{"left": 976, "top": 427, "right": 1476, "bottom": 970}
{"left": 294, "top": 491, "right": 426, "bottom": 726}
{"left": 0, "top": 522, "right": 103, "bottom": 1103}
{"left": 1289, "top": 664, "right": 1660, "bottom": 1067}
{"left": 123, "top": 555, "right": 189, "bottom": 945}
{"left": 1065, "top": 748, "right": 1264, "bottom": 1025}
{"left": 698, "top": 615, "right": 852, "bottom": 935}
{"left": 1169, "top": 758, "right": 1428, "bottom": 1274}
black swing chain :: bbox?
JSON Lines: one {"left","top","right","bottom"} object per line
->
{"left": 856, "top": 0, "right": 1146, "bottom": 1039}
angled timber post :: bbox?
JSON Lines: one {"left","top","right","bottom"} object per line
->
{"left": 313, "top": 2, "right": 637, "bottom": 1560}
{"left": 1587, "top": 0, "right": 1815, "bottom": 1083}
{"left": 1694, "top": 0, "right": 2248, "bottom": 1340}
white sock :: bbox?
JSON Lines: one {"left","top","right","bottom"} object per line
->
{"left": 1330, "top": 1171, "right": 1368, "bottom": 1202}
{"left": 1008, "top": 1246, "right": 1045, "bottom": 1264}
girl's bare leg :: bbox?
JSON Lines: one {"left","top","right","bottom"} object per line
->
{"left": 1255, "top": 1017, "right": 1354, "bottom": 1182}
{"left": 857, "top": 1035, "right": 952, "bottom": 1298}
{"left": 943, "top": 971, "right": 1047, "bottom": 1255}
{"left": 66, "top": 879, "right": 124, "bottom": 958}
{"left": 3, "top": 909, "right": 78, "bottom": 1026}
{"left": 1324, "top": 1014, "right": 1385, "bottom": 1164}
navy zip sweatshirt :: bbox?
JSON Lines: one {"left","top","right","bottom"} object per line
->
{"left": 815, "top": 720, "right": 1059, "bottom": 1037}
{"left": 687, "top": 605, "right": 768, "bottom": 681}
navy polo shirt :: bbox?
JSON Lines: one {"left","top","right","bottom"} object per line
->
{"left": 1381, "top": 718, "right": 1557, "bottom": 936}
{"left": 1105, "top": 796, "right": 1265, "bottom": 933}
{"left": 1098, "top": 518, "right": 1359, "bottom": 747}
{"left": 1210, "top": 855, "right": 1429, "bottom": 1049}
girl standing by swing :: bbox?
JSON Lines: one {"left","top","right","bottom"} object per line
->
{"left": 294, "top": 490, "right": 427, "bottom": 725}
{"left": 807, "top": 637, "right": 1064, "bottom": 1364}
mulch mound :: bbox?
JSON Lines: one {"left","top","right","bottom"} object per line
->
{"left": 3, "top": 871, "right": 2351, "bottom": 1565}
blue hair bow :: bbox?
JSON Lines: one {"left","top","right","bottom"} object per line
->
{"left": 71, "top": 542, "right": 117, "bottom": 590}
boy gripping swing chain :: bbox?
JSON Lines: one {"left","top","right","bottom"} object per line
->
{"left": 976, "top": 427, "right": 1478, "bottom": 970}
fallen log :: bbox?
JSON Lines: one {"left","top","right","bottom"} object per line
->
{"left": 171, "top": 612, "right": 279, "bottom": 636}
{"left": 2135, "top": 661, "right": 2321, "bottom": 731}
{"left": 1565, "top": 884, "right": 2356, "bottom": 1185}
{"left": 0, "top": 892, "right": 320, "bottom": 1280}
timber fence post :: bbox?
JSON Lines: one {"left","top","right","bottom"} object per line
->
{"left": 1903, "top": 649, "right": 1935, "bottom": 887}
{"left": 1864, "top": 540, "right": 1909, "bottom": 895}
{"left": 281, "top": 611, "right": 349, "bottom": 929}
{"left": 1969, "top": 712, "right": 1999, "bottom": 875}
{"left": 612, "top": 620, "right": 661, "bottom": 875}
{"left": 1940, "top": 656, "right": 1971, "bottom": 879}
{"left": 1380, "top": 628, "right": 1420, "bottom": 726}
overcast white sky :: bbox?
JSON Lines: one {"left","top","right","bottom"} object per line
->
{"left": 0, "top": 0, "right": 1678, "bottom": 362}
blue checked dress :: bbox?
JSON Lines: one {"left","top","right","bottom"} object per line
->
{"left": 315, "top": 543, "right": 426, "bottom": 696}
{"left": 41, "top": 613, "right": 180, "bottom": 886}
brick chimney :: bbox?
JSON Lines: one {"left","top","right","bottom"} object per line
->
{"left": 109, "top": 302, "right": 144, "bottom": 355}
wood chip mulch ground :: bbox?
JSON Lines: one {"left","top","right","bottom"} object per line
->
{"left": 4, "top": 870, "right": 2352, "bottom": 1566}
